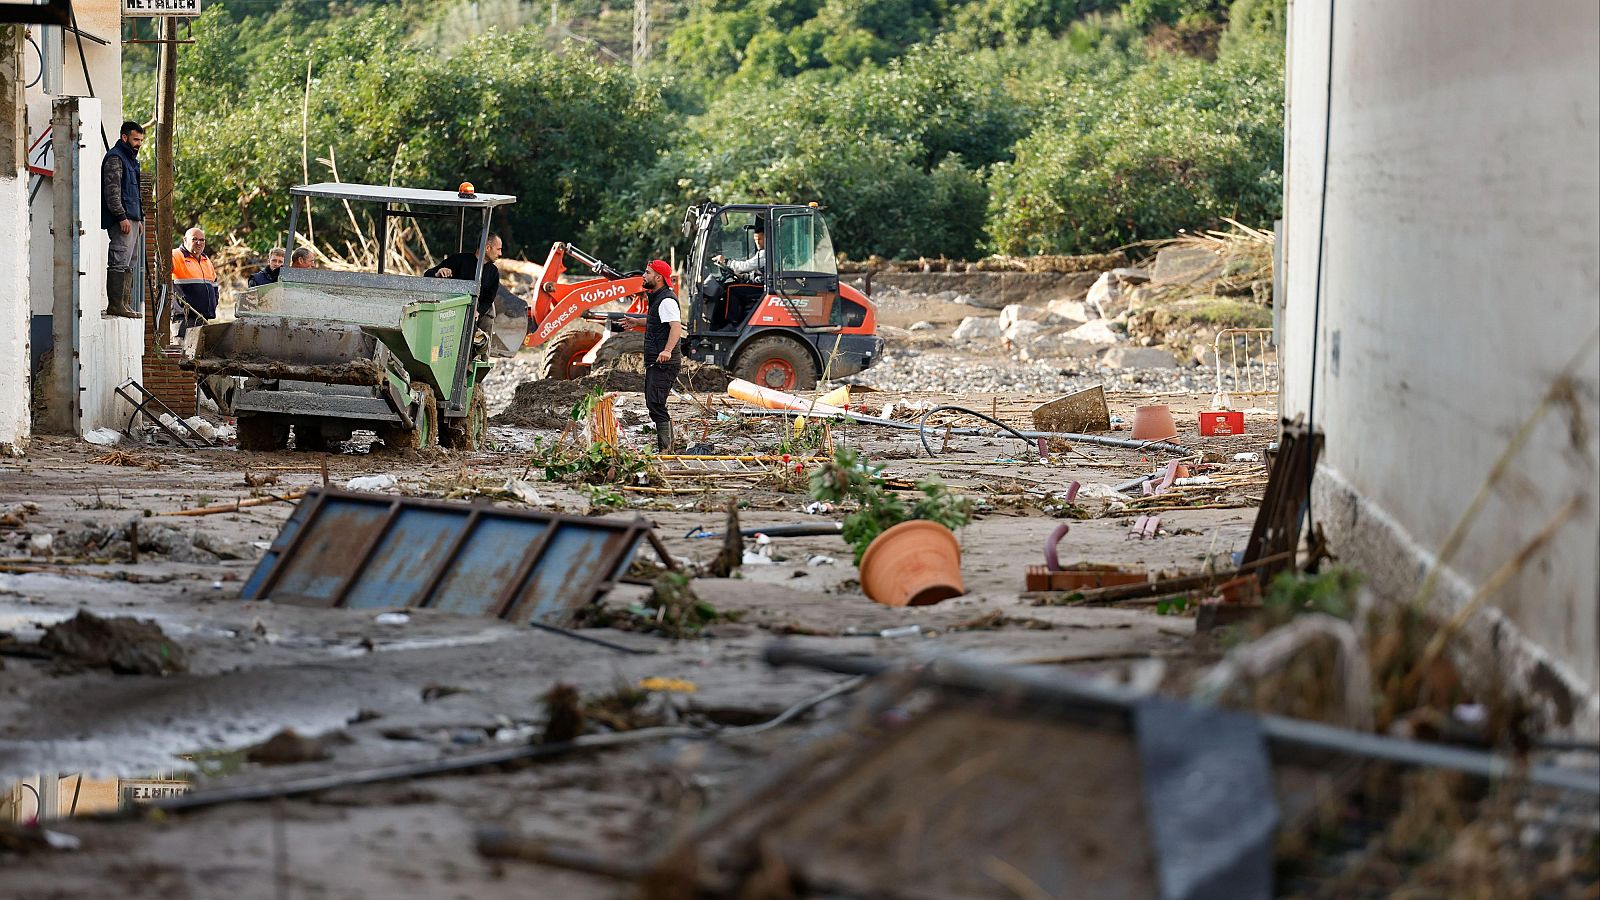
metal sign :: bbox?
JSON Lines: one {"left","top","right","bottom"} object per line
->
{"left": 122, "top": 0, "right": 200, "bottom": 16}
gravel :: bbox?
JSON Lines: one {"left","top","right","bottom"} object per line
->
{"left": 482, "top": 312, "right": 1259, "bottom": 409}
{"left": 842, "top": 347, "right": 1225, "bottom": 395}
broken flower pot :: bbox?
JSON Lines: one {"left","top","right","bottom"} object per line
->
{"left": 859, "top": 520, "right": 965, "bottom": 607}
{"left": 1131, "top": 404, "right": 1179, "bottom": 442}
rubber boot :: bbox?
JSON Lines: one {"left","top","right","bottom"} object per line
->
{"left": 105, "top": 269, "right": 140, "bottom": 318}
{"left": 656, "top": 421, "right": 674, "bottom": 453}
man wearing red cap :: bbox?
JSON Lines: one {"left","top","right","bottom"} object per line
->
{"left": 642, "top": 259, "right": 682, "bottom": 452}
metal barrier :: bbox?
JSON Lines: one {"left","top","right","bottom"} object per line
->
{"left": 241, "top": 488, "right": 673, "bottom": 626}
{"left": 1213, "top": 328, "right": 1279, "bottom": 398}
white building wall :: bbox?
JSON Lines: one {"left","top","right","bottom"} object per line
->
{"left": 1280, "top": 0, "right": 1600, "bottom": 729}
{"left": 23, "top": 2, "right": 142, "bottom": 435}
{"left": 1, "top": 27, "right": 29, "bottom": 453}
{"left": 74, "top": 99, "right": 144, "bottom": 431}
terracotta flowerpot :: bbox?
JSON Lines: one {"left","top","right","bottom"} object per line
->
{"left": 859, "top": 520, "right": 965, "bottom": 607}
{"left": 1131, "top": 404, "right": 1178, "bottom": 441}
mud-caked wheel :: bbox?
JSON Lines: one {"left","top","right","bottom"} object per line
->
{"left": 236, "top": 413, "right": 289, "bottom": 451}
{"left": 592, "top": 332, "right": 647, "bottom": 374}
{"left": 539, "top": 325, "right": 602, "bottom": 381}
{"left": 441, "top": 389, "right": 488, "bottom": 451}
{"left": 378, "top": 383, "right": 437, "bottom": 450}
{"left": 733, "top": 335, "right": 819, "bottom": 391}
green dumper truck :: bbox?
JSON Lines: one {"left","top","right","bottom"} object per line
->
{"left": 191, "top": 183, "right": 516, "bottom": 451}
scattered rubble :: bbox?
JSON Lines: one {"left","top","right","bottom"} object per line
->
{"left": 245, "top": 728, "right": 336, "bottom": 766}
{"left": 39, "top": 611, "right": 188, "bottom": 676}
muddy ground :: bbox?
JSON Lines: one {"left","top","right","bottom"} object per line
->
{"left": 1, "top": 374, "right": 1275, "bottom": 898}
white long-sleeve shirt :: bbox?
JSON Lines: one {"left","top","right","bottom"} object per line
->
{"left": 729, "top": 249, "right": 762, "bottom": 276}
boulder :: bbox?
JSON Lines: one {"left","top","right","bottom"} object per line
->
{"left": 1101, "top": 346, "right": 1182, "bottom": 369}
{"left": 1151, "top": 246, "right": 1224, "bottom": 286}
{"left": 1018, "top": 325, "right": 1109, "bottom": 361}
{"left": 951, "top": 316, "right": 1002, "bottom": 342}
{"left": 1084, "top": 271, "right": 1125, "bottom": 319}
{"left": 1064, "top": 320, "right": 1125, "bottom": 345}
{"left": 908, "top": 320, "right": 936, "bottom": 332}
{"left": 1111, "top": 266, "right": 1151, "bottom": 284}
{"left": 997, "top": 303, "right": 1054, "bottom": 333}
{"left": 1044, "top": 298, "right": 1090, "bottom": 326}
{"left": 1001, "top": 319, "right": 1046, "bottom": 348}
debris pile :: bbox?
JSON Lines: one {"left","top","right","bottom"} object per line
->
{"left": 490, "top": 360, "right": 734, "bottom": 427}
{"left": 48, "top": 520, "right": 256, "bottom": 563}
{"left": 39, "top": 611, "right": 188, "bottom": 676}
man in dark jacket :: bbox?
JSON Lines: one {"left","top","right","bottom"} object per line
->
{"left": 101, "top": 121, "right": 145, "bottom": 318}
{"left": 641, "top": 259, "right": 683, "bottom": 452}
{"left": 424, "top": 233, "right": 504, "bottom": 337}
{"left": 248, "top": 247, "right": 285, "bottom": 288}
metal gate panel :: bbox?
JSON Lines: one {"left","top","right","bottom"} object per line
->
{"left": 241, "top": 488, "right": 661, "bottom": 625}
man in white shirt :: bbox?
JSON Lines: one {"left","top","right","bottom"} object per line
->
{"left": 641, "top": 259, "right": 683, "bottom": 452}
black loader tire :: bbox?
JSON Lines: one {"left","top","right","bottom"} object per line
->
{"left": 591, "top": 332, "right": 647, "bottom": 374}
{"left": 732, "top": 335, "right": 819, "bottom": 391}
{"left": 538, "top": 325, "right": 602, "bottom": 381}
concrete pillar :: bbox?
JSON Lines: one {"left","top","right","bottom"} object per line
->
{"left": 0, "top": 26, "right": 31, "bottom": 454}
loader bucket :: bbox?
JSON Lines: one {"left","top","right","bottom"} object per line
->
{"left": 489, "top": 286, "right": 530, "bottom": 358}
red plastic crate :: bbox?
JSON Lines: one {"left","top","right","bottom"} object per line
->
{"left": 1198, "top": 411, "right": 1245, "bottom": 436}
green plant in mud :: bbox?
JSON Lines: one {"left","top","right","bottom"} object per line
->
{"left": 771, "top": 415, "right": 829, "bottom": 458}
{"left": 529, "top": 434, "right": 657, "bottom": 487}
{"left": 809, "top": 445, "right": 971, "bottom": 564}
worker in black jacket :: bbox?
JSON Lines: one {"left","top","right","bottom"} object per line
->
{"left": 641, "top": 259, "right": 682, "bottom": 452}
{"left": 101, "top": 121, "right": 145, "bottom": 318}
{"left": 424, "top": 234, "right": 504, "bottom": 337}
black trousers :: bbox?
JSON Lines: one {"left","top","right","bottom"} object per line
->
{"left": 644, "top": 360, "right": 679, "bottom": 427}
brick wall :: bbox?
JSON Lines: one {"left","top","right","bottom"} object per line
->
{"left": 139, "top": 174, "right": 194, "bottom": 416}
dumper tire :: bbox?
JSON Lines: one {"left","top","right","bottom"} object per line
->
{"left": 378, "top": 384, "right": 436, "bottom": 450}
{"left": 733, "top": 335, "right": 819, "bottom": 391}
{"left": 591, "top": 332, "right": 647, "bottom": 374}
{"left": 237, "top": 414, "right": 289, "bottom": 452}
{"left": 292, "top": 421, "right": 329, "bottom": 452}
{"left": 441, "top": 389, "right": 488, "bottom": 451}
{"left": 539, "top": 325, "right": 602, "bottom": 381}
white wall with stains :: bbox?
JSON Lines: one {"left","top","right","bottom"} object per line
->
{"left": 1280, "top": 0, "right": 1600, "bottom": 729}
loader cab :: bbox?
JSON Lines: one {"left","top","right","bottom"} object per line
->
{"left": 686, "top": 204, "right": 840, "bottom": 335}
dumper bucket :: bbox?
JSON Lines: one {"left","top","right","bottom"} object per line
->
{"left": 192, "top": 318, "right": 389, "bottom": 386}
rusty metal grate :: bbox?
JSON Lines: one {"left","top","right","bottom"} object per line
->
{"left": 240, "top": 488, "right": 669, "bottom": 625}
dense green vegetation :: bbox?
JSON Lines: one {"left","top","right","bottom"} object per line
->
{"left": 125, "top": 0, "right": 1285, "bottom": 263}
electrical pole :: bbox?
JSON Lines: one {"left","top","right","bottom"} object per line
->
{"left": 153, "top": 17, "right": 177, "bottom": 303}
{"left": 632, "top": 0, "right": 649, "bottom": 71}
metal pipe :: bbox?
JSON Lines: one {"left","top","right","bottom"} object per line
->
{"left": 762, "top": 645, "right": 1600, "bottom": 796}
{"left": 686, "top": 523, "right": 842, "bottom": 540}
{"left": 733, "top": 408, "right": 1191, "bottom": 454}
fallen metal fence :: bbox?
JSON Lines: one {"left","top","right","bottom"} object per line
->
{"left": 241, "top": 488, "right": 671, "bottom": 626}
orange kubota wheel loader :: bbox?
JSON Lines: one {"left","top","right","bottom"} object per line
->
{"left": 521, "top": 202, "right": 884, "bottom": 392}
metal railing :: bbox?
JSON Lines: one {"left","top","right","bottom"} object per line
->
{"left": 1213, "top": 328, "right": 1279, "bottom": 398}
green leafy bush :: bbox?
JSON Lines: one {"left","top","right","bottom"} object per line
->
{"left": 810, "top": 446, "right": 971, "bottom": 564}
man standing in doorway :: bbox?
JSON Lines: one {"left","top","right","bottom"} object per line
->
{"left": 171, "top": 227, "right": 219, "bottom": 338}
{"left": 642, "top": 259, "right": 682, "bottom": 453}
{"left": 101, "top": 121, "right": 145, "bottom": 318}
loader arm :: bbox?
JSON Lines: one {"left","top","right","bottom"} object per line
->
{"left": 527, "top": 242, "right": 648, "bottom": 347}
